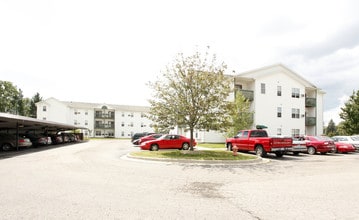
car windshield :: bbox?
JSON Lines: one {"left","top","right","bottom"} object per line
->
{"left": 350, "top": 136, "right": 359, "bottom": 141}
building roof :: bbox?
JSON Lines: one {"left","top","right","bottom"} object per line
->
{"left": 0, "top": 112, "right": 86, "bottom": 131}
{"left": 36, "top": 98, "right": 150, "bottom": 112}
{"left": 237, "top": 63, "right": 321, "bottom": 90}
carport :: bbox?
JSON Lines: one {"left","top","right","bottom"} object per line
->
{"left": 0, "top": 112, "right": 87, "bottom": 150}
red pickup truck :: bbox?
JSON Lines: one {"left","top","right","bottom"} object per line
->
{"left": 225, "top": 129, "right": 293, "bottom": 157}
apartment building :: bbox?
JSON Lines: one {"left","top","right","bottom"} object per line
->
{"left": 36, "top": 98, "right": 154, "bottom": 138}
{"left": 36, "top": 64, "right": 324, "bottom": 142}
{"left": 232, "top": 63, "right": 324, "bottom": 137}
{"left": 174, "top": 64, "right": 325, "bottom": 142}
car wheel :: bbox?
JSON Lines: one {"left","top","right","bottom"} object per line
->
{"left": 1, "top": 144, "right": 12, "bottom": 151}
{"left": 182, "top": 143, "right": 190, "bottom": 150}
{"left": 275, "top": 152, "right": 284, "bottom": 157}
{"left": 150, "top": 144, "right": 159, "bottom": 151}
{"left": 255, "top": 145, "right": 266, "bottom": 157}
{"left": 308, "top": 146, "right": 316, "bottom": 155}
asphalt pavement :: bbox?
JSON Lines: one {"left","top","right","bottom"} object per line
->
{"left": 1, "top": 139, "right": 359, "bottom": 220}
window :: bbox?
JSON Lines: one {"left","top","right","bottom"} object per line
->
{"left": 43, "top": 106, "right": 47, "bottom": 111}
{"left": 121, "top": 122, "right": 124, "bottom": 127}
{"left": 261, "top": 83, "right": 266, "bottom": 94}
{"left": 277, "top": 107, "right": 282, "bottom": 118}
{"left": 122, "top": 112, "right": 125, "bottom": 117}
{"left": 292, "top": 88, "right": 300, "bottom": 98}
{"left": 291, "top": 129, "right": 300, "bottom": 137}
{"left": 85, "top": 111, "right": 88, "bottom": 115}
{"left": 42, "top": 117, "right": 46, "bottom": 120}
{"left": 291, "top": 108, "right": 300, "bottom": 118}
{"left": 277, "top": 128, "right": 282, "bottom": 136}
{"left": 121, "top": 131, "right": 124, "bottom": 137}
{"left": 85, "top": 120, "right": 88, "bottom": 126}
{"left": 277, "top": 86, "right": 282, "bottom": 96}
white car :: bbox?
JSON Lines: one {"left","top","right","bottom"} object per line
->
{"left": 331, "top": 136, "right": 359, "bottom": 151}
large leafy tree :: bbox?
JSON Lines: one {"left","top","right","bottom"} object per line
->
{"left": 0, "top": 81, "right": 20, "bottom": 113}
{"left": 148, "top": 48, "right": 232, "bottom": 150}
{"left": 227, "top": 92, "right": 253, "bottom": 137}
{"left": 339, "top": 90, "right": 359, "bottom": 134}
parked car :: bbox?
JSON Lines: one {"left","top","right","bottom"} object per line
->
{"left": 140, "top": 134, "right": 196, "bottom": 151}
{"left": 137, "top": 133, "right": 164, "bottom": 145}
{"left": 21, "top": 133, "right": 48, "bottom": 147}
{"left": 49, "top": 134, "right": 63, "bottom": 145}
{"left": 334, "top": 141, "right": 356, "bottom": 153}
{"left": 331, "top": 136, "right": 359, "bottom": 151}
{"left": 304, "top": 136, "right": 336, "bottom": 155}
{"left": 0, "top": 133, "right": 32, "bottom": 151}
{"left": 288, "top": 136, "right": 308, "bottom": 155}
{"left": 131, "top": 132, "right": 154, "bottom": 145}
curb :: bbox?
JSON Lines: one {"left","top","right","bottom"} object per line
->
{"left": 125, "top": 153, "right": 269, "bottom": 165}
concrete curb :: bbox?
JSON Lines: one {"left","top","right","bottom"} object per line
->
{"left": 125, "top": 152, "right": 269, "bottom": 165}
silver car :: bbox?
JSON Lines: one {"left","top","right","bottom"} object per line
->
{"left": 0, "top": 133, "right": 32, "bottom": 151}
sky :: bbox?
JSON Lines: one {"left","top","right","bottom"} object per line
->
{"left": 1, "top": 0, "right": 359, "bottom": 126}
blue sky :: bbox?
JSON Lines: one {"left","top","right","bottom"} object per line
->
{"left": 1, "top": 0, "right": 359, "bottom": 125}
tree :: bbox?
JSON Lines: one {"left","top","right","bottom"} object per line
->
{"left": 325, "top": 119, "right": 337, "bottom": 136}
{"left": 147, "top": 48, "right": 232, "bottom": 150}
{"left": 29, "top": 92, "right": 43, "bottom": 118}
{"left": 0, "top": 81, "right": 20, "bottom": 113}
{"left": 227, "top": 92, "right": 253, "bottom": 137}
{"left": 339, "top": 90, "right": 359, "bottom": 135}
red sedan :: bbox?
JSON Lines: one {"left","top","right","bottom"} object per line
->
{"left": 137, "top": 133, "right": 164, "bottom": 145}
{"left": 304, "top": 136, "right": 336, "bottom": 155}
{"left": 333, "top": 141, "right": 356, "bottom": 153}
{"left": 140, "top": 134, "right": 196, "bottom": 151}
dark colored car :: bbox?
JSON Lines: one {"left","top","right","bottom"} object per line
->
{"left": 131, "top": 132, "right": 154, "bottom": 145}
{"left": 137, "top": 133, "right": 164, "bottom": 145}
{"left": 140, "top": 134, "right": 196, "bottom": 151}
{"left": 304, "top": 136, "right": 336, "bottom": 155}
{"left": 0, "top": 133, "right": 32, "bottom": 151}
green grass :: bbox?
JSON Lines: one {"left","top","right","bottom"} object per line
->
{"left": 130, "top": 150, "right": 256, "bottom": 161}
{"left": 198, "top": 143, "right": 226, "bottom": 148}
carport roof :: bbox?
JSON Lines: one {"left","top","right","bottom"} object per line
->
{"left": 0, "top": 112, "right": 86, "bottom": 132}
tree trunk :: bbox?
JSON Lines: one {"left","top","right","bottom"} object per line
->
{"left": 190, "top": 127, "right": 194, "bottom": 151}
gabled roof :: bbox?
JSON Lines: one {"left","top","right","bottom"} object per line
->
{"left": 237, "top": 63, "right": 319, "bottom": 89}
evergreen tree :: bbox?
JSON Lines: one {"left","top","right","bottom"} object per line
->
{"left": 339, "top": 90, "right": 359, "bottom": 135}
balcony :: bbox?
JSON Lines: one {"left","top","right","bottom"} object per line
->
{"left": 305, "top": 98, "right": 316, "bottom": 107}
{"left": 94, "top": 124, "right": 115, "bottom": 129}
{"left": 236, "top": 89, "right": 254, "bottom": 101}
{"left": 305, "top": 117, "right": 316, "bottom": 126}
{"left": 94, "top": 113, "right": 115, "bottom": 119}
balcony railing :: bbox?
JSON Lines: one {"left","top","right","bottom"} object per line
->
{"left": 305, "top": 117, "right": 316, "bottom": 126}
{"left": 305, "top": 98, "right": 316, "bottom": 107}
{"left": 237, "top": 89, "right": 254, "bottom": 101}
{"left": 94, "top": 114, "right": 115, "bottom": 119}
{"left": 94, "top": 124, "right": 115, "bottom": 129}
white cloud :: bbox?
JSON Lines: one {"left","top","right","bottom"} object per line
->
{"left": 0, "top": 0, "right": 358, "bottom": 115}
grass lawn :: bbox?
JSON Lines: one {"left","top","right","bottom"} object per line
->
{"left": 198, "top": 143, "right": 226, "bottom": 149}
{"left": 130, "top": 150, "right": 257, "bottom": 161}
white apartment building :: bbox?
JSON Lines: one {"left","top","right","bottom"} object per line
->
{"left": 36, "top": 98, "right": 155, "bottom": 138}
{"left": 231, "top": 63, "right": 324, "bottom": 137}
{"left": 169, "top": 64, "right": 324, "bottom": 142}
{"left": 36, "top": 64, "right": 324, "bottom": 142}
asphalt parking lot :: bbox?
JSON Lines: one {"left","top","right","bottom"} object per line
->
{"left": 1, "top": 139, "right": 359, "bottom": 220}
